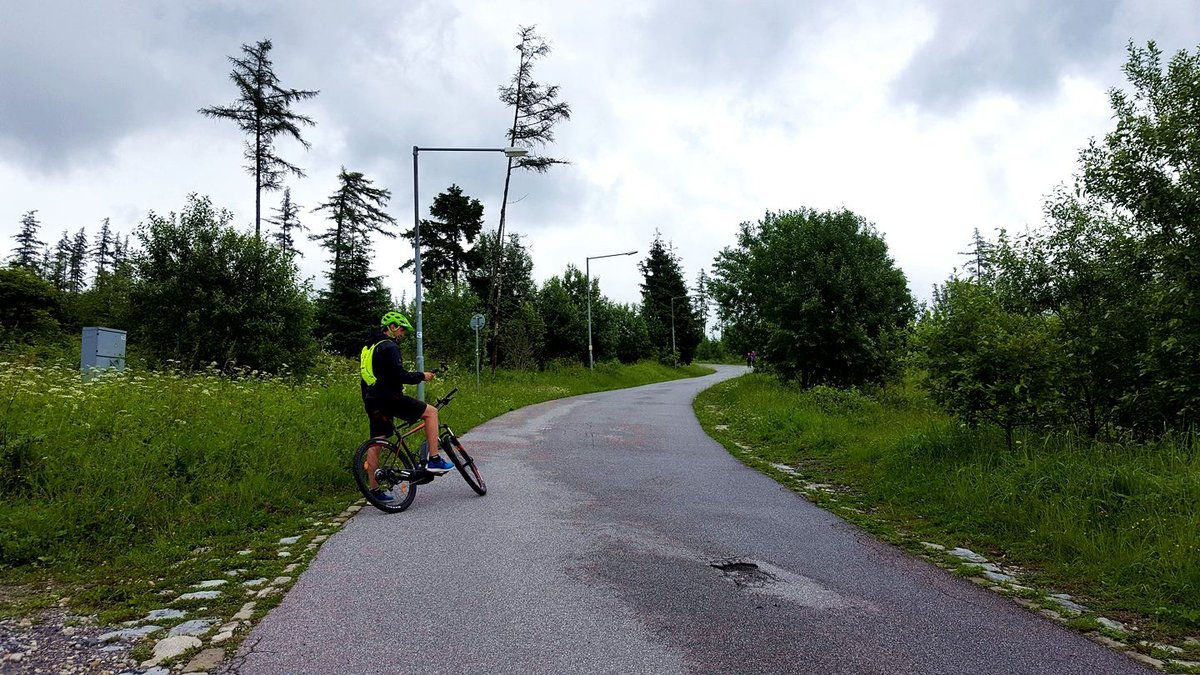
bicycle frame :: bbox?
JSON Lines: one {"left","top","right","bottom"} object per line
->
{"left": 385, "top": 388, "right": 458, "bottom": 482}
{"left": 354, "top": 384, "right": 484, "bottom": 512}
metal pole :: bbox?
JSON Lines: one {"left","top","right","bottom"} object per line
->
{"left": 584, "top": 250, "right": 637, "bottom": 371}
{"left": 475, "top": 327, "right": 480, "bottom": 388}
{"left": 587, "top": 257, "right": 593, "bottom": 370}
{"left": 408, "top": 146, "right": 524, "bottom": 396}
{"left": 412, "top": 146, "right": 425, "bottom": 401}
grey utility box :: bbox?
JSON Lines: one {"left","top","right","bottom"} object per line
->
{"left": 81, "top": 327, "right": 126, "bottom": 375}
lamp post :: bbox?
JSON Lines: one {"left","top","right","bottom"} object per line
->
{"left": 585, "top": 250, "right": 638, "bottom": 370}
{"left": 412, "top": 145, "right": 527, "bottom": 400}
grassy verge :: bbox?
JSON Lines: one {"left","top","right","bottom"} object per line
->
{"left": 695, "top": 372, "right": 1200, "bottom": 644}
{"left": 0, "top": 355, "right": 711, "bottom": 620}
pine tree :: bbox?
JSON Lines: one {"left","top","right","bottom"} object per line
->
{"left": 199, "top": 39, "right": 318, "bottom": 239}
{"left": 11, "top": 211, "right": 44, "bottom": 271}
{"left": 314, "top": 239, "right": 391, "bottom": 356}
{"left": 92, "top": 218, "right": 115, "bottom": 280}
{"left": 639, "top": 232, "right": 701, "bottom": 364}
{"left": 401, "top": 184, "right": 484, "bottom": 288}
{"left": 489, "top": 25, "right": 572, "bottom": 371}
{"left": 68, "top": 227, "right": 89, "bottom": 293}
{"left": 310, "top": 168, "right": 396, "bottom": 275}
{"left": 267, "top": 187, "right": 306, "bottom": 257}
{"left": 959, "top": 227, "right": 995, "bottom": 280}
{"left": 694, "top": 269, "right": 712, "bottom": 335}
{"left": 48, "top": 231, "right": 71, "bottom": 291}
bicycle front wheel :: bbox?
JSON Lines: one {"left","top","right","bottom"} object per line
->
{"left": 352, "top": 438, "right": 418, "bottom": 513}
{"left": 441, "top": 430, "right": 486, "bottom": 496}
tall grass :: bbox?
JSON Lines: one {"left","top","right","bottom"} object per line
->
{"left": 0, "top": 355, "right": 710, "bottom": 582}
{"left": 695, "top": 373, "right": 1200, "bottom": 630}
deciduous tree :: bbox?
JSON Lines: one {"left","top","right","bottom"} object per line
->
{"left": 710, "top": 208, "right": 914, "bottom": 386}
{"left": 128, "top": 194, "right": 318, "bottom": 373}
{"left": 914, "top": 278, "right": 1064, "bottom": 449}
{"left": 1077, "top": 40, "right": 1200, "bottom": 432}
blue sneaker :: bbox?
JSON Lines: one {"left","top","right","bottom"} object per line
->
{"left": 369, "top": 488, "right": 395, "bottom": 502}
{"left": 425, "top": 455, "right": 454, "bottom": 474}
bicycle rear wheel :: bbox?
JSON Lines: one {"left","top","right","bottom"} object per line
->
{"left": 441, "top": 430, "right": 486, "bottom": 496}
{"left": 352, "top": 438, "right": 418, "bottom": 513}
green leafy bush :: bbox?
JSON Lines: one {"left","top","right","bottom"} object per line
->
{"left": 914, "top": 279, "right": 1063, "bottom": 448}
{"left": 128, "top": 194, "right": 319, "bottom": 374}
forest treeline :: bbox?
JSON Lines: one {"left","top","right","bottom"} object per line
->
{"left": 710, "top": 41, "right": 1200, "bottom": 444}
{"left": 5, "top": 40, "right": 1199, "bottom": 444}
{"left": 0, "top": 29, "right": 712, "bottom": 373}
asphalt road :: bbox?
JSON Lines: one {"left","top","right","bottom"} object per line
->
{"left": 226, "top": 365, "right": 1149, "bottom": 674}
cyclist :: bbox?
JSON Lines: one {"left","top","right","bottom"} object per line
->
{"left": 360, "top": 310, "right": 454, "bottom": 502}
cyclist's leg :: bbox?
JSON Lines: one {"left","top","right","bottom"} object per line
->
{"left": 395, "top": 395, "right": 441, "bottom": 462}
{"left": 419, "top": 404, "right": 440, "bottom": 460}
{"left": 364, "top": 435, "right": 388, "bottom": 490}
{"left": 363, "top": 401, "right": 395, "bottom": 490}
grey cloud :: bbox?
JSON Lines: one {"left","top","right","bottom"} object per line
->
{"left": 0, "top": 3, "right": 195, "bottom": 172}
{"left": 629, "top": 0, "right": 831, "bottom": 92}
{"left": 891, "top": 0, "right": 1200, "bottom": 113}
{"left": 0, "top": 1, "right": 443, "bottom": 174}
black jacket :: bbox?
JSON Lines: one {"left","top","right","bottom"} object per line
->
{"left": 360, "top": 328, "right": 424, "bottom": 400}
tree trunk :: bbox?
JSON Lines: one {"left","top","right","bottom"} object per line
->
{"left": 488, "top": 160, "right": 515, "bottom": 374}
{"left": 489, "top": 48, "right": 527, "bottom": 375}
{"left": 254, "top": 118, "right": 262, "bottom": 240}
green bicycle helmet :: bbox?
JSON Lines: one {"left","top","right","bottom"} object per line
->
{"left": 380, "top": 310, "right": 413, "bottom": 331}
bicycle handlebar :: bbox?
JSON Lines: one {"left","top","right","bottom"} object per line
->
{"left": 434, "top": 387, "right": 458, "bottom": 409}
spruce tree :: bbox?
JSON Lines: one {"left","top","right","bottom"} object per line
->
{"left": 68, "top": 227, "right": 89, "bottom": 293}
{"left": 267, "top": 187, "right": 306, "bottom": 257}
{"left": 401, "top": 184, "right": 484, "bottom": 288}
{"left": 92, "top": 218, "right": 115, "bottom": 279}
{"left": 49, "top": 231, "right": 71, "bottom": 291}
{"left": 639, "top": 232, "right": 702, "bottom": 364}
{"left": 311, "top": 169, "right": 397, "bottom": 354}
{"left": 310, "top": 168, "right": 396, "bottom": 275}
{"left": 11, "top": 211, "right": 44, "bottom": 272}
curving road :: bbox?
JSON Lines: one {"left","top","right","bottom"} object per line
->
{"left": 226, "top": 365, "right": 1148, "bottom": 674}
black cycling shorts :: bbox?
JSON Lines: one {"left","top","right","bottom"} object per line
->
{"left": 363, "top": 395, "right": 428, "bottom": 438}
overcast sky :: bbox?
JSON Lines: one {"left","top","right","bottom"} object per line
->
{"left": 3, "top": 0, "right": 1199, "bottom": 319}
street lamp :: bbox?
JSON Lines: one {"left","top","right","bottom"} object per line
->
{"left": 585, "top": 250, "right": 638, "bottom": 370}
{"left": 412, "top": 145, "right": 527, "bottom": 400}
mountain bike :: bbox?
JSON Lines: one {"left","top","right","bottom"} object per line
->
{"left": 351, "top": 386, "right": 487, "bottom": 513}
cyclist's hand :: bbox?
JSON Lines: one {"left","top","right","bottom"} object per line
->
{"left": 423, "top": 371, "right": 435, "bottom": 382}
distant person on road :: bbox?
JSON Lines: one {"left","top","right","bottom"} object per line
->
{"left": 748, "top": 350, "right": 757, "bottom": 370}
{"left": 360, "top": 311, "right": 453, "bottom": 502}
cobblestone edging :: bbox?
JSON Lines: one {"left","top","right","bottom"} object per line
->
{"left": 748, "top": 455, "right": 1200, "bottom": 673}
{"left": 0, "top": 502, "right": 366, "bottom": 675}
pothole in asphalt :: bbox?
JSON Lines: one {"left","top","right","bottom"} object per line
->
{"left": 710, "top": 557, "right": 778, "bottom": 588}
